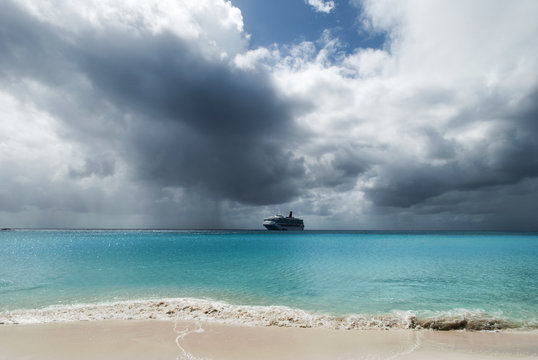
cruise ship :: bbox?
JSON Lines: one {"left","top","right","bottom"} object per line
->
{"left": 263, "top": 211, "right": 304, "bottom": 231}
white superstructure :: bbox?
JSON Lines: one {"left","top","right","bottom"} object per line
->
{"left": 263, "top": 211, "right": 304, "bottom": 231}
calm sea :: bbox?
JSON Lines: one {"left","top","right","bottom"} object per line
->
{"left": 1, "top": 230, "right": 536, "bottom": 330}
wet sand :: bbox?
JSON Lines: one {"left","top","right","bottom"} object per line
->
{"left": 0, "top": 320, "right": 536, "bottom": 360}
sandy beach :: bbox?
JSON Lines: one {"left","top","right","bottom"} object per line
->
{"left": 0, "top": 320, "right": 537, "bottom": 360}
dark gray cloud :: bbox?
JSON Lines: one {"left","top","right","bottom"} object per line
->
{"left": 403, "top": 178, "right": 538, "bottom": 231}
{"left": 0, "top": 0, "right": 307, "bottom": 210}
{"left": 307, "top": 145, "right": 373, "bottom": 192}
{"left": 364, "top": 89, "right": 538, "bottom": 210}
{"left": 69, "top": 155, "right": 116, "bottom": 180}
{"left": 76, "top": 30, "right": 306, "bottom": 204}
{"left": 421, "top": 128, "right": 457, "bottom": 160}
{"left": 0, "top": 1, "right": 71, "bottom": 86}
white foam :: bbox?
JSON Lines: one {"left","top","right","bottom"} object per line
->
{"left": 0, "top": 298, "right": 532, "bottom": 331}
{"left": 174, "top": 320, "right": 208, "bottom": 360}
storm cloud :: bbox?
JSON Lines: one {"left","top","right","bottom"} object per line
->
{"left": 78, "top": 29, "right": 307, "bottom": 204}
{"left": 366, "top": 89, "right": 538, "bottom": 208}
{"left": 0, "top": 0, "right": 306, "bottom": 212}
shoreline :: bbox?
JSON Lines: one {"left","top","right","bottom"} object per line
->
{"left": 1, "top": 297, "right": 534, "bottom": 331}
{"left": 1, "top": 320, "right": 537, "bottom": 359}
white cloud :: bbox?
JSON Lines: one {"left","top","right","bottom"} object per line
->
{"left": 0, "top": 91, "right": 66, "bottom": 181}
{"left": 306, "top": 0, "right": 335, "bottom": 14}
{"left": 16, "top": 0, "right": 247, "bottom": 58}
{"left": 233, "top": 47, "right": 275, "bottom": 70}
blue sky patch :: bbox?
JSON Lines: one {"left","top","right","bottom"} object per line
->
{"left": 231, "top": 0, "right": 386, "bottom": 53}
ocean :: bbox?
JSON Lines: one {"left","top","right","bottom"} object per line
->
{"left": 1, "top": 230, "right": 536, "bottom": 330}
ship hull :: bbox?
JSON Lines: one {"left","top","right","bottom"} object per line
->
{"left": 263, "top": 218, "right": 304, "bottom": 231}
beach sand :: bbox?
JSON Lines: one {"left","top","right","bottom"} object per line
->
{"left": 0, "top": 320, "right": 536, "bottom": 360}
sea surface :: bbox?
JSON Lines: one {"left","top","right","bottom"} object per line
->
{"left": 1, "top": 230, "right": 537, "bottom": 330}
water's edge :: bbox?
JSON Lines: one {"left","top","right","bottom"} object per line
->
{"left": 1, "top": 297, "right": 535, "bottom": 331}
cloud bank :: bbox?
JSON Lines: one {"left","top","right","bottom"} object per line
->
{"left": 1, "top": 0, "right": 537, "bottom": 229}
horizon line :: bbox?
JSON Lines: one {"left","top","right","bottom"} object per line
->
{"left": 2, "top": 228, "right": 538, "bottom": 233}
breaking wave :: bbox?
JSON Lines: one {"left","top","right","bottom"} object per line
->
{"left": 0, "top": 298, "right": 535, "bottom": 331}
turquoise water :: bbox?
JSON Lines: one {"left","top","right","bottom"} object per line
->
{"left": 1, "top": 230, "right": 537, "bottom": 328}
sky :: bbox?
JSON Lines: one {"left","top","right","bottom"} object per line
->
{"left": 1, "top": 0, "right": 537, "bottom": 230}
